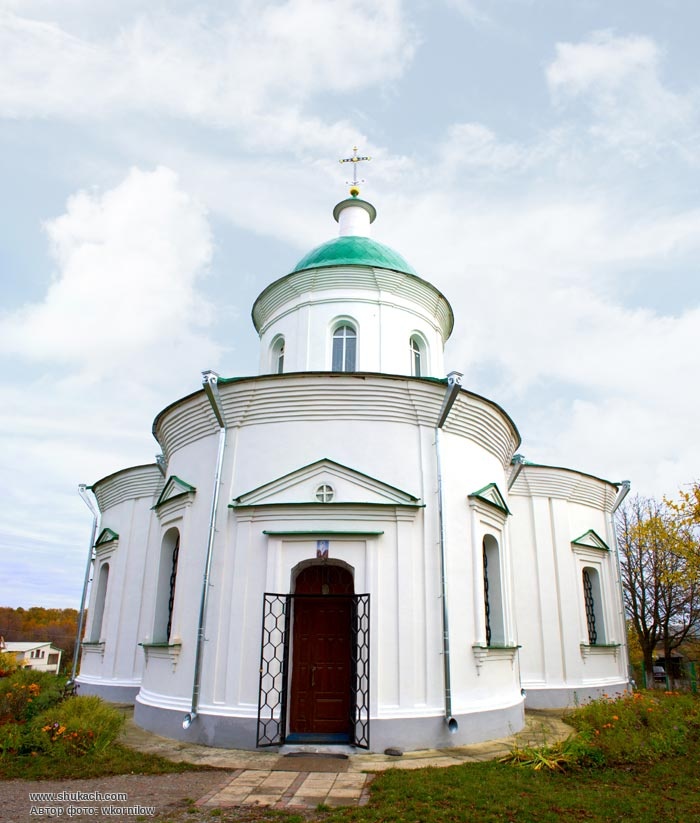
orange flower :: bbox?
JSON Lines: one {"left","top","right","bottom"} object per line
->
{"left": 612, "top": 715, "right": 619, "bottom": 721}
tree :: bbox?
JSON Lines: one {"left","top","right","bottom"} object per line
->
{"left": 617, "top": 492, "right": 700, "bottom": 685}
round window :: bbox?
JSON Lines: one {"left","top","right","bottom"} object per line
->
{"left": 315, "top": 484, "right": 334, "bottom": 503}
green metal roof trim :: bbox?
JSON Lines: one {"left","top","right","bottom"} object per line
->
{"left": 292, "top": 236, "right": 417, "bottom": 276}
{"left": 571, "top": 529, "right": 611, "bottom": 551}
{"left": 153, "top": 475, "right": 197, "bottom": 509}
{"left": 468, "top": 482, "right": 511, "bottom": 516}
{"left": 230, "top": 501, "right": 424, "bottom": 509}
{"left": 262, "top": 530, "right": 384, "bottom": 536}
{"left": 95, "top": 527, "right": 119, "bottom": 546}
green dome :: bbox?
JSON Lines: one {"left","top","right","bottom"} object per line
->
{"left": 292, "top": 235, "right": 417, "bottom": 276}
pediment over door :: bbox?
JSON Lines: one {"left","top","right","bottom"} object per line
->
{"left": 231, "top": 458, "right": 421, "bottom": 508}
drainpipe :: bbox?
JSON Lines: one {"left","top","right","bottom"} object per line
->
{"left": 70, "top": 485, "right": 100, "bottom": 684}
{"left": 610, "top": 480, "right": 631, "bottom": 684}
{"left": 183, "top": 370, "right": 228, "bottom": 730}
{"left": 436, "top": 371, "right": 463, "bottom": 734}
{"left": 507, "top": 454, "right": 526, "bottom": 491}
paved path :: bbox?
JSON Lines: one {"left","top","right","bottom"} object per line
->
{"left": 119, "top": 709, "right": 573, "bottom": 810}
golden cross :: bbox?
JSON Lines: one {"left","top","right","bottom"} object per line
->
{"left": 339, "top": 146, "right": 371, "bottom": 195}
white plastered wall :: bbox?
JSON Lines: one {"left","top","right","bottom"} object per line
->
{"left": 257, "top": 282, "right": 446, "bottom": 377}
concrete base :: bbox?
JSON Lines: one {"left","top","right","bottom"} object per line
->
{"left": 524, "top": 681, "right": 629, "bottom": 709}
{"left": 75, "top": 679, "right": 140, "bottom": 703}
{"left": 134, "top": 697, "right": 525, "bottom": 754}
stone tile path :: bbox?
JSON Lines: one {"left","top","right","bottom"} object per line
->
{"left": 196, "top": 769, "right": 372, "bottom": 810}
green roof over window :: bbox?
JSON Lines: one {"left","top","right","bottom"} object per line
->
{"left": 292, "top": 236, "right": 417, "bottom": 276}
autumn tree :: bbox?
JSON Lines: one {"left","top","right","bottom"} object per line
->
{"left": 618, "top": 491, "right": 700, "bottom": 685}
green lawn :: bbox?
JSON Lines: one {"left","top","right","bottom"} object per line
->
{"left": 149, "top": 737, "right": 700, "bottom": 823}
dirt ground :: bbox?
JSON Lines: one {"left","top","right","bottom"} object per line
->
{"left": 3, "top": 771, "right": 238, "bottom": 823}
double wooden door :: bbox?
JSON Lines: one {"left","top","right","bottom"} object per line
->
{"left": 289, "top": 565, "right": 353, "bottom": 736}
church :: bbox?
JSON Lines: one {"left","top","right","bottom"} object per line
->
{"left": 76, "top": 169, "right": 630, "bottom": 752}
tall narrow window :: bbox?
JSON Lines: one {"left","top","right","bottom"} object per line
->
{"left": 582, "top": 567, "right": 605, "bottom": 644}
{"left": 332, "top": 325, "right": 357, "bottom": 372}
{"left": 166, "top": 535, "right": 180, "bottom": 640}
{"left": 410, "top": 336, "right": 422, "bottom": 377}
{"left": 271, "top": 337, "right": 285, "bottom": 374}
{"left": 482, "top": 536, "right": 505, "bottom": 646}
{"left": 154, "top": 528, "right": 180, "bottom": 642}
{"left": 90, "top": 563, "right": 110, "bottom": 642}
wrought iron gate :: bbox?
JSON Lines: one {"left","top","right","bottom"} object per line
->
{"left": 256, "top": 593, "right": 370, "bottom": 748}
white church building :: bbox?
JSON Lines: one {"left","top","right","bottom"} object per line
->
{"left": 76, "top": 185, "right": 630, "bottom": 752}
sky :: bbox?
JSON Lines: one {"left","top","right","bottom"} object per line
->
{"left": 1, "top": 0, "right": 699, "bottom": 609}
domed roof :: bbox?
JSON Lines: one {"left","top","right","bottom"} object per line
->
{"left": 292, "top": 235, "right": 417, "bottom": 276}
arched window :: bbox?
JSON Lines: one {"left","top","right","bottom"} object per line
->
{"left": 90, "top": 563, "right": 109, "bottom": 642}
{"left": 271, "top": 337, "right": 285, "bottom": 374}
{"left": 154, "top": 528, "right": 180, "bottom": 642}
{"left": 482, "top": 535, "right": 505, "bottom": 646}
{"left": 332, "top": 324, "right": 357, "bottom": 372}
{"left": 582, "top": 567, "right": 605, "bottom": 644}
{"left": 410, "top": 336, "right": 424, "bottom": 377}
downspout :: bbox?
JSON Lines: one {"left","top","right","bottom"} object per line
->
{"left": 507, "top": 455, "right": 526, "bottom": 696}
{"left": 70, "top": 485, "right": 100, "bottom": 684}
{"left": 610, "top": 480, "right": 631, "bottom": 684}
{"left": 507, "top": 454, "right": 526, "bottom": 491}
{"left": 183, "top": 370, "right": 228, "bottom": 730}
{"left": 436, "top": 370, "right": 463, "bottom": 734}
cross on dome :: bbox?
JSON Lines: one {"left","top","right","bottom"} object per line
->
{"left": 339, "top": 146, "right": 371, "bottom": 197}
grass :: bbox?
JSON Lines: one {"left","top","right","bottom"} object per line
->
{"left": 0, "top": 742, "right": 215, "bottom": 780}
{"left": 3, "top": 684, "right": 699, "bottom": 823}
{"left": 148, "top": 742, "right": 700, "bottom": 823}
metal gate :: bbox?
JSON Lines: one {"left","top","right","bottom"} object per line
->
{"left": 256, "top": 592, "right": 370, "bottom": 748}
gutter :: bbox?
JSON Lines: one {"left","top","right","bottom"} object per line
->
{"left": 183, "top": 371, "right": 228, "bottom": 730}
{"left": 610, "top": 480, "right": 631, "bottom": 681}
{"left": 436, "top": 371, "right": 463, "bottom": 733}
{"left": 71, "top": 485, "right": 100, "bottom": 684}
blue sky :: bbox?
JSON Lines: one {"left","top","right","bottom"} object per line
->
{"left": 1, "top": 0, "right": 699, "bottom": 608}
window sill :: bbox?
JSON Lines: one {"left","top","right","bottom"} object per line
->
{"left": 580, "top": 643, "right": 620, "bottom": 660}
{"left": 81, "top": 641, "right": 105, "bottom": 658}
{"left": 472, "top": 644, "right": 520, "bottom": 673}
{"left": 140, "top": 642, "right": 182, "bottom": 671}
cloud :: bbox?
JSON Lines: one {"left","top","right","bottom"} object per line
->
{"left": 0, "top": 166, "right": 217, "bottom": 372}
{"left": 0, "top": 2, "right": 416, "bottom": 152}
{"left": 436, "top": 123, "right": 537, "bottom": 175}
{"left": 546, "top": 31, "right": 694, "bottom": 158}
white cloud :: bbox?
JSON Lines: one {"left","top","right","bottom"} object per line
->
{"left": 546, "top": 31, "right": 694, "bottom": 158}
{"left": 0, "top": 166, "right": 217, "bottom": 371}
{"left": 436, "top": 123, "right": 536, "bottom": 175}
{"left": 0, "top": 2, "right": 416, "bottom": 152}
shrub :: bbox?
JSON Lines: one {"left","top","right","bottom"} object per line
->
{"left": 0, "top": 722, "right": 24, "bottom": 757}
{"left": 566, "top": 689, "right": 700, "bottom": 766}
{"left": 500, "top": 731, "right": 605, "bottom": 771}
{"left": 31, "top": 696, "right": 124, "bottom": 757}
{"left": 502, "top": 690, "right": 700, "bottom": 772}
{"left": 0, "top": 669, "right": 66, "bottom": 723}
{"left": 0, "top": 651, "right": 20, "bottom": 677}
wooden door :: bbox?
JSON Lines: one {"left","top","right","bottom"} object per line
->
{"left": 289, "top": 565, "right": 353, "bottom": 736}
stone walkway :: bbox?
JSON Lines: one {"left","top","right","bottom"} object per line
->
{"left": 197, "top": 768, "right": 373, "bottom": 810}
{"left": 119, "top": 710, "right": 573, "bottom": 810}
